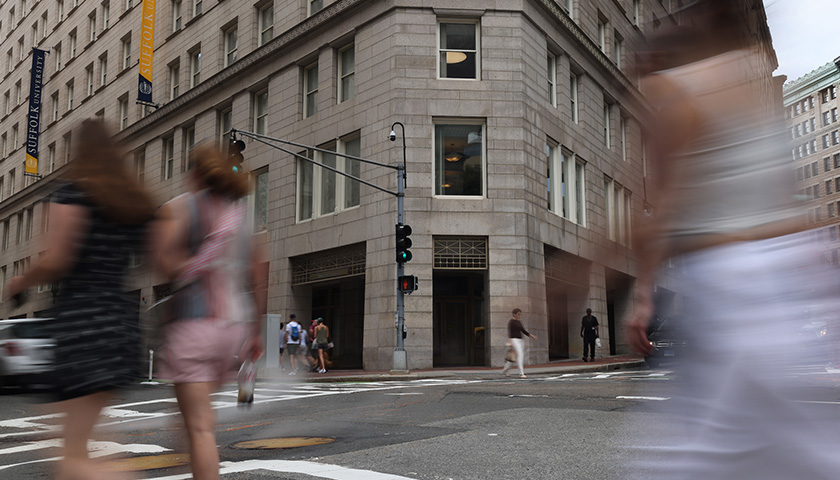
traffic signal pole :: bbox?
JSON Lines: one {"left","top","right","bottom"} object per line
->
{"left": 393, "top": 122, "right": 408, "bottom": 373}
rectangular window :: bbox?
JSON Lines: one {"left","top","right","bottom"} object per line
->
{"left": 172, "top": 0, "right": 182, "bottom": 31}
{"left": 546, "top": 53, "right": 556, "bottom": 107}
{"left": 121, "top": 36, "right": 131, "bottom": 69}
{"left": 86, "top": 65, "right": 94, "bottom": 96}
{"left": 834, "top": 130, "right": 840, "bottom": 145}
{"left": 12, "top": 125, "right": 18, "bottom": 150}
{"left": 308, "top": 0, "right": 322, "bottom": 16}
{"left": 547, "top": 142, "right": 585, "bottom": 224}
{"left": 597, "top": 17, "right": 607, "bottom": 52}
{"left": 303, "top": 63, "right": 318, "bottom": 118}
{"left": 169, "top": 64, "right": 179, "bottom": 100}
{"left": 182, "top": 126, "right": 194, "bottom": 172}
{"left": 63, "top": 132, "right": 72, "bottom": 165}
{"left": 99, "top": 55, "right": 107, "bottom": 86}
{"left": 603, "top": 101, "right": 611, "bottom": 148}
{"left": 163, "top": 137, "right": 174, "bottom": 180}
{"left": 51, "top": 92, "right": 59, "bottom": 121}
{"left": 25, "top": 207, "right": 33, "bottom": 240}
{"left": 570, "top": 72, "right": 578, "bottom": 123}
{"left": 633, "top": 0, "right": 640, "bottom": 26}
{"left": 135, "top": 149, "right": 145, "bottom": 184}
{"left": 438, "top": 22, "right": 479, "bottom": 80}
{"left": 48, "top": 143, "right": 55, "bottom": 173}
{"left": 69, "top": 31, "right": 76, "bottom": 58}
{"left": 88, "top": 12, "right": 96, "bottom": 42}
{"left": 824, "top": 134, "right": 830, "bottom": 149}
{"left": 66, "top": 82, "right": 74, "bottom": 111}
{"left": 258, "top": 3, "right": 273, "bottom": 46}
{"left": 337, "top": 44, "right": 355, "bottom": 103}
{"left": 434, "top": 123, "right": 484, "bottom": 197}
{"left": 219, "top": 107, "right": 232, "bottom": 143}
{"left": 825, "top": 157, "right": 831, "bottom": 173}
{"left": 833, "top": 108, "right": 838, "bottom": 123}
{"left": 103, "top": 2, "right": 110, "bottom": 29}
{"left": 119, "top": 96, "right": 128, "bottom": 129}
{"left": 295, "top": 133, "right": 361, "bottom": 222}
{"left": 224, "top": 27, "right": 237, "bottom": 66}
{"left": 15, "top": 81, "right": 21, "bottom": 105}
{"left": 1, "top": 220, "right": 8, "bottom": 250}
{"left": 54, "top": 44, "right": 62, "bottom": 71}
{"left": 189, "top": 49, "right": 201, "bottom": 87}
{"left": 827, "top": 179, "right": 833, "bottom": 196}
{"left": 58, "top": 1, "right": 64, "bottom": 21}
{"left": 620, "top": 116, "right": 627, "bottom": 161}
{"left": 254, "top": 89, "right": 268, "bottom": 134}
{"left": 253, "top": 168, "right": 268, "bottom": 231}
{"left": 193, "top": 0, "right": 202, "bottom": 16}
{"left": 613, "top": 32, "right": 623, "bottom": 69}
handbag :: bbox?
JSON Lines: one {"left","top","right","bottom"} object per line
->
{"left": 327, "top": 342, "right": 335, "bottom": 349}
{"left": 505, "top": 347, "right": 517, "bottom": 363}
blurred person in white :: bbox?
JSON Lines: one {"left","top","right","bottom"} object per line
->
{"left": 626, "top": 1, "right": 840, "bottom": 478}
{"left": 5, "top": 119, "right": 156, "bottom": 480}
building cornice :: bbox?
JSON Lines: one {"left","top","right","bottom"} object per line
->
{"left": 782, "top": 61, "right": 840, "bottom": 103}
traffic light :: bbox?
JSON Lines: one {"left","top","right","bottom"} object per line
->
{"left": 395, "top": 223, "right": 412, "bottom": 264}
{"left": 398, "top": 275, "right": 418, "bottom": 294}
{"left": 229, "top": 138, "right": 246, "bottom": 172}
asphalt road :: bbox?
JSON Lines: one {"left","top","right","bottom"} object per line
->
{"left": 1, "top": 368, "right": 838, "bottom": 479}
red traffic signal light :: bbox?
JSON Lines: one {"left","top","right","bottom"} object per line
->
{"left": 398, "top": 275, "right": 418, "bottom": 294}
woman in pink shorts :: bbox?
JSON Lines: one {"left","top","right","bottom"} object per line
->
{"left": 155, "top": 144, "right": 266, "bottom": 480}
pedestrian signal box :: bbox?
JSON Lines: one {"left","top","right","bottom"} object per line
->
{"left": 398, "top": 275, "right": 418, "bottom": 294}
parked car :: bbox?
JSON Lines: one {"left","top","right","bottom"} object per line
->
{"left": 0, "top": 318, "right": 54, "bottom": 390}
{"left": 645, "top": 315, "right": 687, "bottom": 368}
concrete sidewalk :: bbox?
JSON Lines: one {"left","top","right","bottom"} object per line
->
{"left": 262, "top": 354, "right": 647, "bottom": 383}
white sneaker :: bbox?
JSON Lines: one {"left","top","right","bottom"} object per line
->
{"left": 289, "top": 371, "right": 296, "bottom": 376}
{"left": 319, "top": 369, "right": 326, "bottom": 374}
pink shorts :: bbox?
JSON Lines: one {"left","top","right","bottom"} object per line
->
{"left": 158, "top": 319, "right": 249, "bottom": 384}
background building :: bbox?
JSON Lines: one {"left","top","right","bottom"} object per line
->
{"left": 0, "top": 0, "right": 778, "bottom": 371}
{"left": 783, "top": 58, "right": 840, "bottom": 264}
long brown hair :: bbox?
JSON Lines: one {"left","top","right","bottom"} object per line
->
{"left": 188, "top": 144, "right": 250, "bottom": 199}
{"left": 64, "top": 119, "right": 156, "bottom": 224}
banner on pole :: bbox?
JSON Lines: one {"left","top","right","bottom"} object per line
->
{"left": 25, "top": 48, "right": 47, "bottom": 176}
{"left": 137, "top": 0, "right": 156, "bottom": 104}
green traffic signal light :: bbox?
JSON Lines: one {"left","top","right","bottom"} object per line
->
{"left": 396, "top": 223, "right": 412, "bottom": 264}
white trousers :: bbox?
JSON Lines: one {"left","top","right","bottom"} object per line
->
{"left": 503, "top": 338, "right": 525, "bottom": 375}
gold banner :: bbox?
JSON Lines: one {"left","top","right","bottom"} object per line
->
{"left": 137, "top": 0, "right": 156, "bottom": 103}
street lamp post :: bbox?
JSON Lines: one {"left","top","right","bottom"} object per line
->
{"left": 390, "top": 122, "right": 408, "bottom": 374}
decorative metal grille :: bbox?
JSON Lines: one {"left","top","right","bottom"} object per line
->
{"left": 291, "top": 243, "right": 366, "bottom": 285}
{"left": 433, "top": 236, "right": 488, "bottom": 270}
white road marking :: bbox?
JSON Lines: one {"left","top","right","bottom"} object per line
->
{"left": 616, "top": 396, "right": 670, "bottom": 401}
{"left": 0, "top": 440, "right": 170, "bottom": 471}
{"left": 146, "top": 459, "right": 416, "bottom": 480}
{"left": 383, "top": 393, "right": 423, "bottom": 396}
{"left": 796, "top": 400, "right": 840, "bottom": 405}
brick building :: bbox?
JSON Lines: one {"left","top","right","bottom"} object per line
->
{"left": 0, "top": 0, "right": 778, "bottom": 371}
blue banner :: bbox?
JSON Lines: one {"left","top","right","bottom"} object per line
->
{"left": 25, "top": 48, "right": 47, "bottom": 176}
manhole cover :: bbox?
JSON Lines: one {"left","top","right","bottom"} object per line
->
{"left": 231, "top": 437, "right": 335, "bottom": 450}
{"left": 99, "top": 453, "right": 191, "bottom": 472}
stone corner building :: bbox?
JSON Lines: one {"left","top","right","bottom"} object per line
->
{"left": 0, "top": 0, "right": 777, "bottom": 371}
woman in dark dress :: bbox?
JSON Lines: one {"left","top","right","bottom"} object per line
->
{"left": 6, "top": 119, "right": 155, "bottom": 480}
